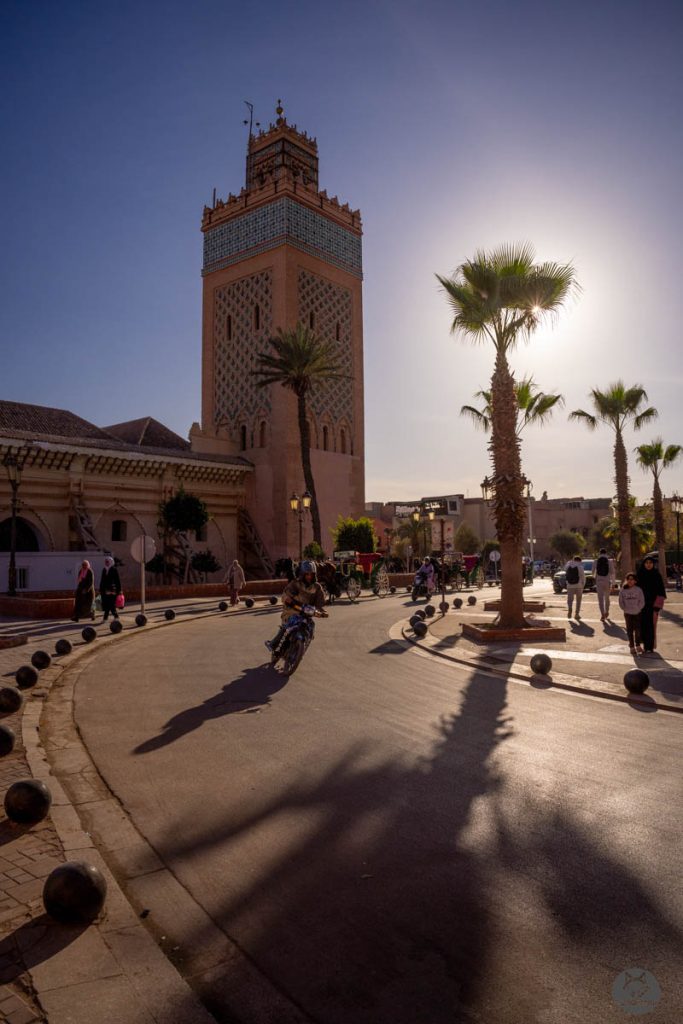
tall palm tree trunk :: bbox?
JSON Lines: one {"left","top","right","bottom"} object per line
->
{"left": 652, "top": 475, "right": 667, "bottom": 587}
{"left": 490, "top": 350, "right": 526, "bottom": 628}
{"left": 296, "top": 390, "right": 322, "bottom": 545}
{"left": 613, "top": 429, "right": 632, "bottom": 575}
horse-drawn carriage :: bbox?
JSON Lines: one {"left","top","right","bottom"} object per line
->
{"left": 316, "top": 551, "right": 391, "bottom": 603}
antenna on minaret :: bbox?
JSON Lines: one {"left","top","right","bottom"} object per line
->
{"left": 243, "top": 101, "right": 260, "bottom": 187}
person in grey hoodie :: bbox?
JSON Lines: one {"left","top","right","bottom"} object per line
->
{"left": 618, "top": 572, "right": 645, "bottom": 654}
{"left": 564, "top": 555, "right": 585, "bottom": 619}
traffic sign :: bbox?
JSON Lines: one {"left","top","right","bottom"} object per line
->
{"left": 130, "top": 536, "right": 156, "bottom": 564}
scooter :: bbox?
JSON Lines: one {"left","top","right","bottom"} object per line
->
{"left": 411, "top": 572, "right": 434, "bottom": 602}
{"left": 271, "top": 603, "right": 326, "bottom": 676}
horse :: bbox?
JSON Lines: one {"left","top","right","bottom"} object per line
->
{"left": 274, "top": 557, "right": 295, "bottom": 581}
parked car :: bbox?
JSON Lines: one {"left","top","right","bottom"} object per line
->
{"left": 552, "top": 559, "right": 596, "bottom": 593}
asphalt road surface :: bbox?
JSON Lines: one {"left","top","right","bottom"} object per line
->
{"left": 72, "top": 595, "right": 682, "bottom": 1024}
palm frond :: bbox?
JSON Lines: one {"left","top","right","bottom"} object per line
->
{"left": 569, "top": 409, "right": 598, "bottom": 430}
{"left": 663, "top": 444, "right": 683, "bottom": 468}
{"left": 460, "top": 404, "right": 490, "bottom": 431}
{"left": 633, "top": 407, "right": 658, "bottom": 430}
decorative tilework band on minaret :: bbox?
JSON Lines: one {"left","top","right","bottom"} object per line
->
{"left": 198, "top": 103, "right": 365, "bottom": 563}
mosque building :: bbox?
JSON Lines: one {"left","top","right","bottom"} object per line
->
{"left": 0, "top": 104, "right": 365, "bottom": 590}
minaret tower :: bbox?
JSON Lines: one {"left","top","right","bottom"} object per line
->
{"left": 195, "top": 102, "right": 365, "bottom": 561}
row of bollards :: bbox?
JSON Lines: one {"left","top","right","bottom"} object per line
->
{"left": 1, "top": 655, "right": 107, "bottom": 923}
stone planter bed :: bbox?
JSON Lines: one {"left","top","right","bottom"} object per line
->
{"left": 462, "top": 622, "right": 566, "bottom": 643}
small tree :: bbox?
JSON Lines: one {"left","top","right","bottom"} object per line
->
{"left": 453, "top": 522, "right": 480, "bottom": 555}
{"left": 549, "top": 530, "right": 585, "bottom": 561}
{"left": 303, "top": 541, "right": 326, "bottom": 561}
{"left": 332, "top": 516, "right": 377, "bottom": 553}
{"left": 481, "top": 540, "right": 500, "bottom": 563}
{"left": 191, "top": 549, "right": 221, "bottom": 582}
{"left": 158, "top": 489, "right": 210, "bottom": 583}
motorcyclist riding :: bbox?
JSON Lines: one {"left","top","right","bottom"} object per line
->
{"left": 415, "top": 557, "right": 436, "bottom": 594}
{"left": 266, "top": 559, "right": 328, "bottom": 654}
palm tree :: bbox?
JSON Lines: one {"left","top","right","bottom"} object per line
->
{"left": 438, "top": 243, "right": 577, "bottom": 628}
{"left": 569, "top": 383, "right": 657, "bottom": 575}
{"left": 635, "top": 438, "right": 682, "bottom": 583}
{"left": 397, "top": 518, "right": 428, "bottom": 562}
{"left": 460, "top": 376, "right": 564, "bottom": 435}
{"left": 253, "top": 323, "right": 344, "bottom": 546}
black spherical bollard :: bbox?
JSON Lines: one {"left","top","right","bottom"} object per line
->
{"left": 0, "top": 724, "right": 16, "bottom": 757}
{"left": 0, "top": 687, "right": 24, "bottom": 715}
{"left": 415, "top": 609, "right": 427, "bottom": 620}
{"left": 245, "top": 598, "right": 254, "bottom": 608}
{"left": 31, "top": 650, "right": 52, "bottom": 671}
{"left": 624, "top": 669, "right": 650, "bottom": 695}
{"left": 82, "top": 626, "right": 97, "bottom": 643}
{"left": 390, "top": 586, "right": 396, "bottom": 594}
{"left": 424, "top": 604, "right": 436, "bottom": 618}
{"left": 453, "top": 597, "right": 463, "bottom": 609}
{"left": 15, "top": 665, "right": 39, "bottom": 690}
{"left": 218, "top": 601, "right": 228, "bottom": 612}
{"left": 55, "top": 638, "right": 72, "bottom": 656}
{"left": 43, "top": 861, "right": 107, "bottom": 924}
{"left": 110, "top": 619, "right": 123, "bottom": 634}
{"left": 135, "top": 614, "right": 147, "bottom": 628}
{"left": 406, "top": 586, "right": 412, "bottom": 592}
{"left": 269, "top": 595, "right": 278, "bottom": 605}
{"left": 4, "top": 779, "right": 52, "bottom": 825}
{"left": 409, "top": 615, "right": 423, "bottom": 629}
{"left": 439, "top": 601, "right": 450, "bottom": 614}
{"left": 530, "top": 653, "right": 552, "bottom": 676}
{"left": 164, "top": 609, "right": 176, "bottom": 620}
{"left": 413, "top": 620, "right": 428, "bottom": 638}
{"left": 467, "top": 595, "right": 477, "bottom": 606}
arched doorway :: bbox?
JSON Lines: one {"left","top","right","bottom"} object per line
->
{"left": 0, "top": 516, "right": 41, "bottom": 552}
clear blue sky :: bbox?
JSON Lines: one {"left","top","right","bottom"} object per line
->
{"left": 2, "top": 0, "right": 682, "bottom": 503}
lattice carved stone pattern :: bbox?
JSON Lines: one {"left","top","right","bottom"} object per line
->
{"left": 214, "top": 271, "right": 273, "bottom": 429}
{"left": 298, "top": 270, "right": 354, "bottom": 443}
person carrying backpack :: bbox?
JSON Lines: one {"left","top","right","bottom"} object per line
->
{"left": 592, "top": 547, "right": 615, "bottom": 622}
{"left": 564, "top": 555, "right": 585, "bottom": 619}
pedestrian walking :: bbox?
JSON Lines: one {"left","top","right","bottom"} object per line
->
{"left": 71, "top": 559, "right": 95, "bottom": 622}
{"left": 564, "top": 555, "right": 585, "bottom": 619}
{"left": 618, "top": 573, "right": 645, "bottom": 655}
{"left": 636, "top": 556, "right": 666, "bottom": 655}
{"left": 592, "top": 547, "right": 616, "bottom": 621}
{"left": 226, "top": 559, "right": 246, "bottom": 606}
{"left": 99, "top": 556, "right": 122, "bottom": 622}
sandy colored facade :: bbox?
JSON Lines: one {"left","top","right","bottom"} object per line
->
{"left": 191, "top": 105, "right": 365, "bottom": 560}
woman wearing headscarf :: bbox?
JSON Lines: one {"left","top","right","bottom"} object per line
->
{"left": 72, "top": 560, "right": 95, "bottom": 622}
{"left": 99, "top": 556, "right": 122, "bottom": 622}
{"left": 635, "top": 555, "right": 666, "bottom": 655}
{"left": 226, "top": 559, "right": 246, "bottom": 606}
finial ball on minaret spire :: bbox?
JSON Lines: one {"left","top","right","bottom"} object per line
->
{"left": 276, "top": 98, "right": 284, "bottom": 123}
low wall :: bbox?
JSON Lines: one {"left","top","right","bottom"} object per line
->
{"left": 0, "top": 574, "right": 411, "bottom": 620}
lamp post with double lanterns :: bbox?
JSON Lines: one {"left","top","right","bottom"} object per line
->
{"left": 3, "top": 454, "right": 22, "bottom": 597}
{"left": 290, "top": 490, "right": 312, "bottom": 561}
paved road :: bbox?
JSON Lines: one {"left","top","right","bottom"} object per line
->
{"left": 71, "top": 594, "right": 682, "bottom": 1024}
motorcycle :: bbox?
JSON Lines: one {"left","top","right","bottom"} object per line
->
{"left": 411, "top": 571, "right": 434, "bottom": 602}
{"left": 271, "top": 603, "right": 325, "bottom": 676}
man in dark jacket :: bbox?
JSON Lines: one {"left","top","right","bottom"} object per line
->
{"left": 99, "top": 556, "right": 122, "bottom": 622}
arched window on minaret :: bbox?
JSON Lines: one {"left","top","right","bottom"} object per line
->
{"left": 335, "top": 321, "right": 341, "bottom": 342}
{"left": 254, "top": 304, "right": 260, "bottom": 330}
{"left": 323, "top": 425, "right": 329, "bottom": 451}
{"left": 340, "top": 429, "right": 347, "bottom": 455}
{"left": 309, "top": 311, "right": 315, "bottom": 329}
{"left": 227, "top": 314, "right": 232, "bottom": 340}
{"left": 240, "top": 424, "right": 247, "bottom": 451}
{"left": 259, "top": 421, "right": 266, "bottom": 448}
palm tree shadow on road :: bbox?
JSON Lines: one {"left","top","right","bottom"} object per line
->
{"left": 132, "top": 665, "right": 288, "bottom": 754}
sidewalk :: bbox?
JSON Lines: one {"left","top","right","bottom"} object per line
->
{"left": 0, "top": 599, "right": 233, "bottom": 1024}
{"left": 399, "top": 584, "right": 683, "bottom": 711}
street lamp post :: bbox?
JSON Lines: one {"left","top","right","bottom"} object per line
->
{"left": 290, "top": 490, "right": 312, "bottom": 561}
{"left": 524, "top": 478, "right": 535, "bottom": 580}
{"left": 671, "top": 494, "right": 682, "bottom": 587}
{"left": 3, "top": 454, "right": 22, "bottom": 597}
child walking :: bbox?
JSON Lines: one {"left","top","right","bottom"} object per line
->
{"left": 618, "top": 572, "right": 645, "bottom": 655}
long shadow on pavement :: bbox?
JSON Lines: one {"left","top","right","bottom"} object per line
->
{"left": 133, "top": 664, "right": 289, "bottom": 754}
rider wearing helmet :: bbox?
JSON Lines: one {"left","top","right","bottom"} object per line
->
{"left": 266, "top": 559, "right": 328, "bottom": 653}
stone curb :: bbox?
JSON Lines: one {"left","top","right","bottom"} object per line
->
{"left": 396, "top": 617, "right": 683, "bottom": 715}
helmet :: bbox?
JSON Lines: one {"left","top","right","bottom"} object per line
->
{"left": 298, "top": 559, "right": 317, "bottom": 579}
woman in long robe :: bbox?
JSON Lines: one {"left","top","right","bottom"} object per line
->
{"left": 72, "top": 560, "right": 95, "bottom": 621}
